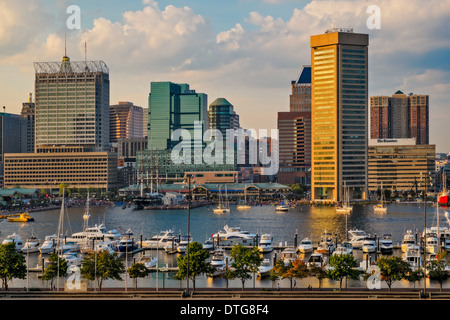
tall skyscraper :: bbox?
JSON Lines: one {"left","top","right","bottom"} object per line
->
{"left": 148, "top": 82, "right": 208, "bottom": 150}
{"left": 110, "top": 101, "right": 143, "bottom": 143}
{"left": 34, "top": 55, "right": 110, "bottom": 151}
{"left": 20, "top": 93, "right": 36, "bottom": 153}
{"left": 310, "top": 28, "right": 369, "bottom": 202}
{"left": 208, "top": 98, "right": 240, "bottom": 140}
{"left": 370, "top": 91, "right": 429, "bottom": 144}
{"left": 290, "top": 65, "right": 311, "bottom": 112}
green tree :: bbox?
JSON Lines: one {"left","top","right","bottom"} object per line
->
{"left": 175, "top": 241, "right": 214, "bottom": 291}
{"left": 80, "top": 250, "right": 125, "bottom": 291}
{"left": 41, "top": 253, "right": 68, "bottom": 290}
{"left": 328, "top": 254, "right": 360, "bottom": 291}
{"left": 426, "top": 252, "right": 449, "bottom": 292}
{"left": 128, "top": 262, "right": 151, "bottom": 289}
{"left": 406, "top": 268, "right": 424, "bottom": 289}
{"left": 229, "top": 244, "right": 263, "bottom": 291}
{"left": 308, "top": 264, "right": 329, "bottom": 290}
{"left": 0, "top": 243, "right": 27, "bottom": 290}
{"left": 376, "top": 256, "right": 412, "bottom": 291}
{"left": 271, "top": 258, "right": 309, "bottom": 290}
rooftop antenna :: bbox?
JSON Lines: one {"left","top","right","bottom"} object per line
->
{"left": 85, "top": 41, "right": 87, "bottom": 64}
{"left": 64, "top": 33, "right": 67, "bottom": 57}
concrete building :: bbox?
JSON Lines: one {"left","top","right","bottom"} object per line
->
{"left": 310, "top": 28, "right": 369, "bottom": 202}
{"left": 368, "top": 138, "right": 435, "bottom": 194}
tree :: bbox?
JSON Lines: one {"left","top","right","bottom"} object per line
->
{"left": 0, "top": 243, "right": 27, "bottom": 290}
{"left": 228, "top": 244, "right": 263, "bottom": 291}
{"left": 41, "top": 253, "right": 68, "bottom": 290}
{"left": 80, "top": 250, "right": 125, "bottom": 291}
{"left": 176, "top": 241, "right": 214, "bottom": 291}
{"left": 376, "top": 256, "right": 411, "bottom": 291}
{"left": 271, "top": 258, "right": 309, "bottom": 290}
{"left": 427, "top": 252, "right": 449, "bottom": 292}
{"left": 328, "top": 254, "right": 360, "bottom": 291}
{"left": 128, "top": 262, "right": 151, "bottom": 289}
{"left": 406, "top": 268, "right": 424, "bottom": 289}
{"left": 59, "top": 183, "right": 70, "bottom": 197}
{"left": 308, "top": 264, "right": 329, "bottom": 290}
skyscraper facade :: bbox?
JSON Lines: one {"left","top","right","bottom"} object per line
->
{"left": 110, "top": 101, "right": 143, "bottom": 143}
{"left": 208, "top": 98, "right": 240, "bottom": 141}
{"left": 370, "top": 91, "right": 429, "bottom": 144}
{"left": 148, "top": 82, "right": 208, "bottom": 150}
{"left": 20, "top": 93, "right": 36, "bottom": 153}
{"left": 310, "top": 28, "right": 369, "bottom": 202}
{"left": 34, "top": 56, "right": 110, "bottom": 151}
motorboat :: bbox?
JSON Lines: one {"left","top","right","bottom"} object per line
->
{"left": 401, "top": 230, "right": 417, "bottom": 253}
{"left": 443, "top": 238, "right": 450, "bottom": 252}
{"left": 210, "top": 248, "right": 227, "bottom": 277}
{"left": 333, "top": 242, "right": 353, "bottom": 256}
{"left": 348, "top": 229, "right": 369, "bottom": 249}
{"left": 281, "top": 247, "right": 297, "bottom": 265}
{"left": 424, "top": 233, "right": 439, "bottom": 254}
{"left": 118, "top": 236, "right": 136, "bottom": 253}
{"left": 362, "top": 238, "right": 377, "bottom": 253}
{"left": 316, "top": 231, "right": 335, "bottom": 254}
{"left": 95, "top": 240, "right": 118, "bottom": 254}
{"left": 67, "top": 224, "right": 122, "bottom": 244}
{"left": 39, "top": 234, "right": 57, "bottom": 254}
{"left": 62, "top": 241, "right": 81, "bottom": 252}
{"left": 257, "top": 258, "right": 273, "bottom": 278}
{"left": 21, "top": 236, "right": 41, "bottom": 253}
{"left": 202, "top": 238, "right": 214, "bottom": 251}
{"left": 2, "top": 233, "right": 24, "bottom": 251}
{"left": 335, "top": 205, "right": 352, "bottom": 214}
{"left": 138, "top": 254, "right": 158, "bottom": 268}
{"left": 380, "top": 234, "right": 394, "bottom": 254}
{"left": 403, "top": 245, "right": 422, "bottom": 270}
{"left": 7, "top": 212, "right": 34, "bottom": 222}
{"left": 307, "top": 252, "right": 328, "bottom": 268}
{"left": 140, "top": 229, "right": 178, "bottom": 249}
{"left": 275, "top": 205, "right": 289, "bottom": 212}
{"left": 212, "top": 225, "right": 257, "bottom": 247}
{"left": 176, "top": 235, "right": 192, "bottom": 254}
{"left": 62, "top": 252, "right": 82, "bottom": 267}
{"left": 258, "top": 234, "right": 274, "bottom": 253}
{"left": 164, "top": 241, "right": 177, "bottom": 254}
{"left": 297, "top": 238, "right": 314, "bottom": 254}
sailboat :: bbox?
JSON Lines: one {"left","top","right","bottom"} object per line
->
{"left": 374, "top": 182, "right": 388, "bottom": 213}
{"left": 336, "top": 182, "right": 352, "bottom": 213}
{"left": 438, "top": 172, "right": 450, "bottom": 206}
{"left": 213, "top": 185, "right": 230, "bottom": 213}
{"left": 237, "top": 188, "right": 251, "bottom": 210}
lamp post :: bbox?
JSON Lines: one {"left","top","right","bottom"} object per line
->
{"left": 420, "top": 171, "right": 432, "bottom": 298}
{"left": 185, "top": 174, "right": 193, "bottom": 296}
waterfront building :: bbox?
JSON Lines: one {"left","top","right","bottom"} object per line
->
{"left": 0, "top": 112, "right": 22, "bottom": 186}
{"left": 184, "top": 171, "right": 239, "bottom": 184}
{"left": 290, "top": 65, "right": 311, "bottom": 112}
{"left": 110, "top": 101, "right": 143, "bottom": 143}
{"left": 368, "top": 138, "right": 435, "bottom": 194}
{"left": 20, "top": 93, "right": 35, "bottom": 153}
{"left": 310, "top": 28, "right": 369, "bottom": 202}
{"left": 370, "top": 91, "right": 429, "bottom": 145}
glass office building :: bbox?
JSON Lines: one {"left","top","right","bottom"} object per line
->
{"left": 310, "top": 28, "right": 369, "bottom": 202}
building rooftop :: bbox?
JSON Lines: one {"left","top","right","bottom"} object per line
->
{"left": 210, "top": 98, "right": 232, "bottom": 107}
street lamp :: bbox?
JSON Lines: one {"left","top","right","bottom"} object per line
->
{"left": 419, "top": 171, "right": 433, "bottom": 298}
{"left": 184, "top": 174, "right": 194, "bottom": 296}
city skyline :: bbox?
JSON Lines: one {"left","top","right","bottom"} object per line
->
{"left": 1, "top": 0, "right": 450, "bottom": 152}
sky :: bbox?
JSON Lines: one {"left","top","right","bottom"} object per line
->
{"left": 1, "top": 0, "right": 450, "bottom": 152}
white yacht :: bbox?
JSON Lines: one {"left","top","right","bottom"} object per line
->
{"left": 275, "top": 205, "right": 289, "bottom": 212}
{"left": 257, "top": 258, "right": 273, "bottom": 278}
{"left": 67, "top": 224, "right": 122, "bottom": 245}
{"left": 297, "top": 238, "right": 314, "bottom": 254}
{"left": 362, "top": 238, "right": 377, "bottom": 253}
{"left": 138, "top": 254, "right": 158, "bottom": 268}
{"left": 258, "top": 234, "right": 274, "bottom": 253}
{"left": 210, "top": 248, "right": 227, "bottom": 277}
{"left": 21, "top": 236, "right": 41, "bottom": 254}
{"left": 424, "top": 233, "right": 439, "bottom": 254}
{"left": 281, "top": 247, "right": 297, "bottom": 265}
{"left": 118, "top": 236, "right": 136, "bottom": 253}
{"left": 348, "top": 229, "right": 369, "bottom": 249}
{"left": 380, "top": 234, "right": 394, "bottom": 254}
{"left": 316, "top": 231, "right": 335, "bottom": 254}
{"left": 39, "top": 234, "right": 57, "bottom": 254}
{"left": 212, "top": 225, "right": 257, "bottom": 247}
{"left": 95, "top": 240, "right": 118, "bottom": 254}
{"left": 403, "top": 245, "right": 422, "bottom": 270}
{"left": 2, "top": 233, "right": 24, "bottom": 251}
{"left": 333, "top": 242, "right": 353, "bottom": 256}
{"left": 401, "top": 230, "right": 417, "bottom": 253}
{"left": 140, "top": 229, "right": 178, "bottom": 249}
{"left": 176, "top": 235, "right": 192, "bottom": 254}
{"left": 202, "top": 238, "right": 214, "bottom": 251}
{"left": 62, "top": 241, "right": 80, "bottom": 252}
{"left": 307, "top": 252, "right": 328, "bottom": 268}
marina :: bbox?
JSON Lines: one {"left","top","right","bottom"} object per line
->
{"left": 1, "top": 201, "right": 450, "bottom": 290}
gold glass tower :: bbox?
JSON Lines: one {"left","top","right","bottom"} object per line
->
{"left": 310, "top": 28, "right": 369, "bottom": 202}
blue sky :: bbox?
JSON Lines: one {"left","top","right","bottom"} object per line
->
{"left": 1, "top": 0, "right": 450, "bottom": 152}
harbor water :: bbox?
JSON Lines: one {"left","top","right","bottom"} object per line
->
{"left": 2, "top": 202, "right": 447, "bottom": 290}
